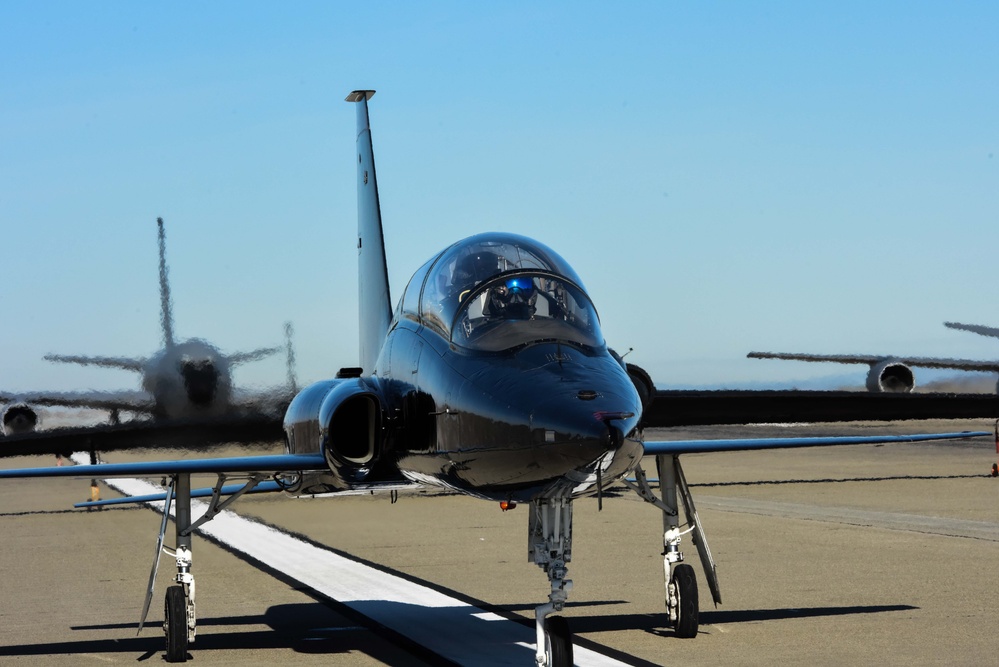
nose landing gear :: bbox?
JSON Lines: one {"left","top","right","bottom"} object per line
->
{"left": 529, "top": 497, "right": 575, "bottom": 667}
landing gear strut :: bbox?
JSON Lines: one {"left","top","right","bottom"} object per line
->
{"left": 529, "top": 497, "right": 574, "bottom": 667}
{"left": 135, "top": 472, "right": 264, "bottom": 662}
{"left": 623, "top": 453, "right": 721, "bottom": 638}
{"left": 136, "top": 473, "right": 197, "bottom": 663}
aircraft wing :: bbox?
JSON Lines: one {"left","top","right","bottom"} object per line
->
{"left": 227, "top": 346, "right": 283, "bottom": 365}
{"left": 747, "top": 352, "right": 883, "bottom": 364}
{"left": 73, "top": 478, "right": 425, "bottom": 509}
{"left": 0, "top": 413, "right": 284, "bottom": 457}
{"left": 0, "top": 453, "right": 327, "bottom": 479}
{"left": 0, "top": 389, "right": 154, "bottom": 412}
{"left": 75, "top": 480, "right": 284, "bottom": 507}
{"left": 747, "top": 351, "right": 999, "bottom": 372}
{"left": 643, "top": 430, "right": 988, "bottom": 455}
{"left": 43, "top": 354, "right": 145, "bottom": 371}
{"left": 944, "top": 321, "right": 999, "bottom": 339}
{"left": 642, "top": 390, "right": 999, "bottom": 427}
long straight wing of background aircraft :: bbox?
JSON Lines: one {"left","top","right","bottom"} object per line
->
{"left": 0, "top": 218, "right": 296, "bottom": 439}
{"left": 748, "top": 319, "right": 999, "bottom": 394}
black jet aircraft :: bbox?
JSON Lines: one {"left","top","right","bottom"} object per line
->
{"left": 0, "top": 91, "right": 989, "bottom": 666}
{"left": 0, "top": 217, "right": 296, "bottom": 447}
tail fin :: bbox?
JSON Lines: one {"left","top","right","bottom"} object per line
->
{"left": 346, "top": 90, "right": 392, "bottom": 374}
{"left": 284, "top": 321, "right": 298, "bottom": 394}
{"left": 157, "top": 217, "right": 176, "bottom": 349}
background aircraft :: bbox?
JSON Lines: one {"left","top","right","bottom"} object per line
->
{"left": 748, "top": 320, "right": 999, "bottom": 393}
{"left": 0, "top": 218, "right": 295, "bottom": 438}
{"left": 0, "top": 92, "right": 990, "bottom": 666}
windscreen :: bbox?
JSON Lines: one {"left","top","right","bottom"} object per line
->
{"left": 419, "top": 233, "right": 602, "bottom": 349}
{"left": 450, "top": 273, "right": 603, "bottom": 351}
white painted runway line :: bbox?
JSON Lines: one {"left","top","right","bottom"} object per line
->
{"left": 73, "top": 457, "right": 631, "bottom": 667}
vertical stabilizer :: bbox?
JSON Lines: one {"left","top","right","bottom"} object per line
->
{"left": 346, "top": 90, "right": 392, "bottom": 374}
{"left": 284, "top": 321, "right": 298, "bottom": 393}
{"left": 157, "top": 217, "right": 176, "bottom": 349}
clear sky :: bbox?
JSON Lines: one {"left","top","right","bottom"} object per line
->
{"left": 2, "top": 2, "right": 997, "bottom": 396}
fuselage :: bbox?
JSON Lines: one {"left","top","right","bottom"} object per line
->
{"left": 380, "top": 320, "right": 644, "bottom": 501}
{"left": 141, "top": 339, "right": 234, "bottom": 419}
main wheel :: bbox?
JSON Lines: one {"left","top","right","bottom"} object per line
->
{"left": 671, "top": 563, "right": 699, "bottom": 638}
{"left": 164, "top": 585, "right": 188, "bottom": 663}
{"left": 544, "top": 615, "right": 573, "bottom": 667}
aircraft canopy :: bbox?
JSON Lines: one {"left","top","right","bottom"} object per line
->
{"left": 402, "top": 233, "right": 604, "bottom": 351}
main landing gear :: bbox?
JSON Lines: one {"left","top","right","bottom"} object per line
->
{"left": 136, "top": 473, "right": 196, "bottom": 663}
{"left": 622, "top": 453, "right": 721, "bottom": 638}
{"left": 529, "top": 498, "right": 574, "bottom": 667}
{"left": 137, "top": 472, "right": 264, "bottom": 663}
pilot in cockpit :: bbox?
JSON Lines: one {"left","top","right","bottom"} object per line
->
{"left": 485, "top": 276, "right": 537, "bottom": 320}
{"left": 451, "top": 250, "right": 538, "bottom": 323}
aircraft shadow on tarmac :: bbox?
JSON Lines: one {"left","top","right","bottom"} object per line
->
{"left": 0, "top": 601, "right": 919, "bottom": 660}
{"left": 1, "top": 603, "right": 411, "bottom": 661}
{"left": 548, "top": 604, "right": 918, "bottom": 636}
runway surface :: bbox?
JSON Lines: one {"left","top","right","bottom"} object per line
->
{"left": 1, "top": 419, "right": 998, "bottom": 665}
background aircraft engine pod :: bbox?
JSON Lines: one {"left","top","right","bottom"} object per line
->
{"left": 866, "top": 360, "right": 915, "bottom": 393}
{"left": 318, "top": 378, "right": 384, "bottom": 484}
{"left": 2, "top": 403, "right": 39, "bottom": 435}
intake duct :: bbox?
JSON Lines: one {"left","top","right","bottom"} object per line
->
{"left": 319, "top": 379, "right": 383, "bottom": 473}
{"left": 283, "top": 377, "right": 386, "bottom": 493}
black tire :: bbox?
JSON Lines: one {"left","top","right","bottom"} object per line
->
{"left": 671, "top": 563, "right": 699, "bottom": 638}
{"left": 544, "top": 615, "right": 573, "bottom": 667}
{"left": 164, "top": 585, "right": 188, "bottom": 663}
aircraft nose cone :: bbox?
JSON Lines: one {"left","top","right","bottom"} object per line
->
{"left": 531, "top": 386, "right": 640, "bottom": 468}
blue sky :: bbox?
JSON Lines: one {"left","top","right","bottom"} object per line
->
{"left": 2, "top": 1, "right": 997, "bottom": 395}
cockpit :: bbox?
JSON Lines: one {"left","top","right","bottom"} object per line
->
{"left": 400, "top": 233, "right": 604, "bottom": 352}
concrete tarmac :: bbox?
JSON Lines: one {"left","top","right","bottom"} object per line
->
{"left": 1, "top": 419, "right": 997, "bottom": 666}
